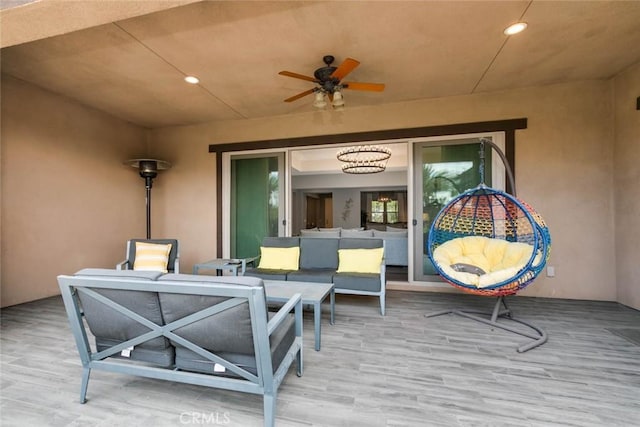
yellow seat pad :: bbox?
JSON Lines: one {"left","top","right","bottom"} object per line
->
{"left": 433, "top": 236, "right": 538, "bottom": 288}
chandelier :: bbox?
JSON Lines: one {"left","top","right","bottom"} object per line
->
{"left": 336, "top": 145, "right": 391, "bottom": 174}
{"left": 377, "top": 193, "right": 394, "bottom": 203}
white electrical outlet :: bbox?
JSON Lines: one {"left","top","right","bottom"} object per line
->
{"left": 547, "top": 266, "right": 555, "bottom": 277}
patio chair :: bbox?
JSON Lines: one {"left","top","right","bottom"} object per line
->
{"left": 425, "top": 139, "right": 551, "bottom": 352}
{"left": 116, "top": 238, "right": 180, "bottom": 273}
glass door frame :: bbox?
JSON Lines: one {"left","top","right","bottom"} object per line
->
{"left": 221, "top": 132, "right": 505, "bottom": 278}
{"left": 210, "top": 119, "right": 525, "bottom": 258}
{"left": 407, "top": 131, "right": 506, "bottom": 285}
{"left": 222, "top": 149, "right": 290, "bottom": 259}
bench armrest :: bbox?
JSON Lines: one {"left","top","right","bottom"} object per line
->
{"left": 245, "top": 255, "right": 260, "bottom": 267}
{"left": 116, "top": 259, "right": 130, "bottom": 270}
{"left": 267, "top": 292, "right": 302, "bottom": 336}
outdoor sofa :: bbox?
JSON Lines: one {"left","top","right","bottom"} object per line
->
{"left": 57, "top": 268, "right": 303, "bottom": 427}
{"left": 244, "top": 236, "right": 387, "bottom": 315}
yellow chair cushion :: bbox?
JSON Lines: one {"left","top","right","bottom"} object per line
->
{"left": 257, "top": 246, "right": 300, "bottom": 270}
{"left": 133, "top": 242, "right": 173, "bottom": 273}
{"left": 336, "top": 247, "right": 384, "bottom": 274}
{"left": 433, "top": 236, "right": 538, "bottom": 288}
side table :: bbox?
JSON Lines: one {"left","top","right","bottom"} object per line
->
{"left": 192, "top": 258, "right": 249, "bottom": 276}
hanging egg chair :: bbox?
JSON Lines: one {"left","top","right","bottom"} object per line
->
{"left": 425, "top": 139, "right": 551, "bottom": 352}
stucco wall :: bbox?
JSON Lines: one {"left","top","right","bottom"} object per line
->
{"left": 2, "top": 75, "right": 632, "bottom": 307}
{"left": 0, "top": 75, "right": 147, "bottom": 307}
{"left": 614, "top": 62, "right": 640, "bottom": 310}
{"left": 150, "top": 79, "right": 619, "bottom": 303}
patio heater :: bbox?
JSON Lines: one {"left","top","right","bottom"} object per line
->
{"left": 124, "top": 158, "right": 171, "bottom": 239}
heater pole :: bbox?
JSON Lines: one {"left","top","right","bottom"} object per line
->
{"left": 145, "top": 176, "right": 153, "bottom": 239}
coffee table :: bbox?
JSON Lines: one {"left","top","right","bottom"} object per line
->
{"left": 263, "top": 280, "right": 335, "bottom": 351}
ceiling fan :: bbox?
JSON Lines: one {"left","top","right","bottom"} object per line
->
{"left": 279, "top": 55, "right": 385, "bottom": 104}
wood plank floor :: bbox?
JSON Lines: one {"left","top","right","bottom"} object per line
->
{"left": 2, "top": 291, "right": 640, "bottom": 426}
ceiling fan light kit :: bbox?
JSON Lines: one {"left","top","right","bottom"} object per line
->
{"left": 279, "top": 55, "right": 385, "bottom": 110}
{"left": 312, "top": 91, "right": 328, "bottom": 108}
{"left": 331, "top": 90, "right": 345, "bottom": 108}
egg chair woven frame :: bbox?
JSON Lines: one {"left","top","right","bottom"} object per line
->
{"left": 428, "top": 185, "right": 551, "bottom": 296}
{"left": 424, "top": 139, "right": 551, "bottom": 353}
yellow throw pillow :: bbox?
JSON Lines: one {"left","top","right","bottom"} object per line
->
{"left": 336, "top": 247, "right": 384, "bottom": 274}
{"left": 257, "top": 246, "right": 300, "bottom": 270}
{"left": 133, "top": 242, "right": 172, "bottom": 273}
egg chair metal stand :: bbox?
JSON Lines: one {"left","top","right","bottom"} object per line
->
{"left": 424, "top": 139, "right": 551, "bottom": 353}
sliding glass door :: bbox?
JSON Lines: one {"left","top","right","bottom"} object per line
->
{"left": 229, "top": 152, "right": 286, "bottom": 259}
{"left": 221, "top": 134, "right": 505, "bottom": 282}
{"left": 412, "top": 136, "right": 504, "bottom": 282}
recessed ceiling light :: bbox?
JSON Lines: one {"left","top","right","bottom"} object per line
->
{"left": 504, "top": 22, "right": 528, "bottom": 36}
{"left": 184, "top": 76, "right": 199, "bottom": 84}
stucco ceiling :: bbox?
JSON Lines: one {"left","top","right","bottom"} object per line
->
{"left": 2, "top": 0, "right": 640, "bottom": 129}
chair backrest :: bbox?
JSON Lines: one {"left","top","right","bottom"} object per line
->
{"left": 127, "top": 239, "right": 179, "bottom": 273}
{"left": 261, "top": 236, "right": 299, "bottom": 248}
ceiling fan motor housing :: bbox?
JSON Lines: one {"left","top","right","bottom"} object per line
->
{"left": 280, "top": 55, "right": 384, "bottom": 102}
{"left": 314, "top": 64, "right": 340, "bottom": 92}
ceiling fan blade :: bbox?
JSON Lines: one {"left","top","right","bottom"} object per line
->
{"left": 279, "top": 71, "right": 318, "bottom": 83}
{"left": 330, "top": 58, "right": 360, "bottom": 81}
{"left": 284, "top": 88, "right": 315, "bottom": 103}
{"left": 343, "top": 81, "right": 385, "bottom": 92}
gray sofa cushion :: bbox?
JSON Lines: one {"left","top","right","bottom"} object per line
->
{"left": 286, "top": 269, "right": 334, "bottom": 283}
{"left": 158, "top": 275, "right": 266, "bottom": 355}
{"left": 158, "top": 273, "right": 297, "bottom": 377}
{"left": 378, "top": 235, "right": 408, "bottom": 267}
{"left": 158, "top": 274, "right": 294, "bottom": 376}
{"left": 158, "top": 274, "right": 267, "bottom": 354}
{"left": 333, "top": 273, "right": 382, "bottom": 292}
{"left": 74, "top": 268, "right": 173, "bottom": 365}
{"left": 159, "top": 293, "right": 256, "bottom": 354}
{"left": 299, "top": 238, "right": 339, "bottom": 269}
{"left": 172, "top": 313, "right": 295, "bottom": 376}
{"left": 96, "top": 338, "right": 174, "bottom": 367}
{"left": 244, "top": 269, "right": 290, "bottom": 281}
{"left": 76, "top": 286, "right": 173, "bottom": 365}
